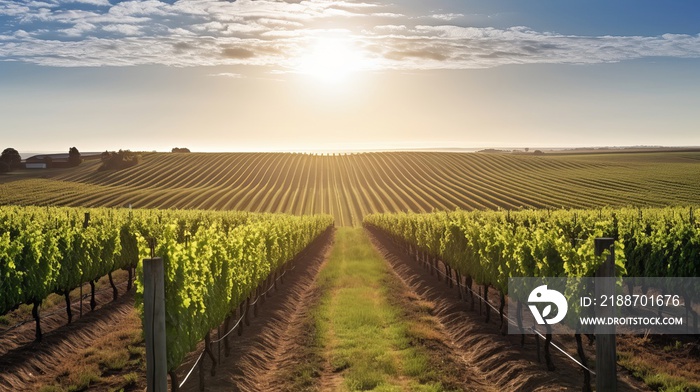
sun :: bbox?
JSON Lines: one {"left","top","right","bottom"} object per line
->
{"left": 296, "top": 36, "right": 368, "bottom": 83}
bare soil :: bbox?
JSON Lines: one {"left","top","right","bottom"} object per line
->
{"left": 0, "top": 274, "right": 140, "bottom": 391}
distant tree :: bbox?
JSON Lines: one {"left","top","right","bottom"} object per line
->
{"left": 0, "top": 148, "right": 22, "bottom": 170}
{"left": 68, "top": 147, "right": 82, "bottom": 167}
{"left": 525, "top": 148, "right": 530, "bottom": 152}
{"left": 0, "top": 161, "right": 9, "bottom": 173}
{"left": 533, "top": 150, "right": 545, "bottom": 155}
{"left": 171, "top": 147, "right": 191, "bottom": 153}
{"left": 98, "top": 150, "right": 141, "bottom": 171}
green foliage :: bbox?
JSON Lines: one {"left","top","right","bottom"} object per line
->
{"left": 0, "top": 207, "right": 131, "bottom": 313}
{"left": 0, "top": 205, "right": 333, "bottom": 373}
{"left": 0, "top": 147, "right": 21, "bottom": 171}
{"left": 98, "top": 150, "right": 141, "bottom": 171}
{"left": 364, "top": 206, "right": 699, "bottom": 297}
{"left": 68, "top": 147, "right": 82, "bottom": 167}
{"left": 132, "top": 210, "right": 333, "bottom": 371}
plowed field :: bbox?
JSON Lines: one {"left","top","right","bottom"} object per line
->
{"left": 1, "top": 151, "right": 699, "bottom": 226}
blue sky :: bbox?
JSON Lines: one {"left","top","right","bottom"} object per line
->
{"left": 1, "top": 0, "right": 699, "bottom": 152}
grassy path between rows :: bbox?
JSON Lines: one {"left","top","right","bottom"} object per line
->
{"left": 307, "top": 228, "right": 459, "bottom": 392}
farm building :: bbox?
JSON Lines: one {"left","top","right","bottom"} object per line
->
{"left": 23, "top": 152, "right": 101, "bottom": 169}
{"left": 24, "top": 154, "right": 70, "bottom": 169}
{"left": 25, "top": 162, "right": 48, "bottom": 169}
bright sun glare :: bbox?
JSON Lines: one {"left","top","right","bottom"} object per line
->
{"left": 297, "top": 37, "right": 368, "bottom": 83}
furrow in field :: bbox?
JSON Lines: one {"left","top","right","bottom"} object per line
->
{"left": 294, "top": 155, "right": 312, "bottom": 216}
{"left": 339, "top": 154, "right": 370, "bottom": 226}
{"left": 408, "top": 154, "right": 487, "bottom": 210}
{"left": 303, "top": 156, "right": 317, "bottom": 216}
{"left": 177, "top": 154, "right": 266, "bottom": 209}
{"left": 412, "top": 155, "right": 517, "bottom": 208}
{"left": 353, "top": 154, "right": 392, "bottom": 213}
{"left": 4, "top": 151, "right": 700, "bottom": 226}
{"left": 224, "top": 153, "right": 277, "bottom": 211}
{"left": 364, "top": 153, "right": 422, "bottom": 212}
{"left": 331, "top": 156, "right": 348, "bottom": 225}
{"left": 277, "top": 154, "right": 301, "bottom": 214}
{"left": 466, "top": 153, "right": 572, "bottom": 208}
{"left": 163, "top": 154, "right": 232, "bottom": 190}
{"left": 381, "top": 152, "right": 454, "bottom": 211}
{"left": 451, "top": 153, "right": 569, "bottom": 208}
{"left": 363, "top": 154, "right": 410, "bottom": 212}
{"left": 97, "top": 154, "right": 185, "bottom": 189}
{"left": 246, "top": 154, "right": 290, "bottom": 213}
{"left": 416, "top": 154, "right": 501, "bottom": 210}
{"left": 406, "top": 154, "right": 514, "bottom": 207}
{"left": 271, "top": 153, "right": 301, "bottom": 213}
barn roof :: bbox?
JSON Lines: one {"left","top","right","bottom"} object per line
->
{"left": 26, "top": 154, "right": 70, "bottom": 162}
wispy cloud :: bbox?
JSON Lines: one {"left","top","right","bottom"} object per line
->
{"left": 210, "top": 72, "right": 244, "bottom": 78}
{"left": 1, "top": 0, "right": 699, "bottom": 70}
{"left": 430, "top": 13, "right": 464, "bottom": 21}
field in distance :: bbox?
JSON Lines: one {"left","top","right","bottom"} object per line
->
{"left": 1, "top": 151, "right": 699, "bottom": 226}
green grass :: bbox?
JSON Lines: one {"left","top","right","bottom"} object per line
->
{"left": 311, "top": 228, "right": 452, "bottom": 391}
{"left": 34, "top": 308, "right": 145, "bottom": 392}
{"left": 618, "top": 352, "right": 700, "bottom": 392}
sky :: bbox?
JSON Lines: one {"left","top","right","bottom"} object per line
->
{"left": 1, "top": 0, "right": 699, "bottom": 153}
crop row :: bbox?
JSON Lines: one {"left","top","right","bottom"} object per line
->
{"left": 364, "top": 206, "right": 699, "bottom": 293}
{"left": 0, "top": 205, "right": 333, "bottom": 351}
{"left": 2, "top": 152, "right": 699, "bottom": 226}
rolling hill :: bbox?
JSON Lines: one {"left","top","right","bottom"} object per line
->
{"left": 1, "top": 151, "right": 699, "bottom": 226}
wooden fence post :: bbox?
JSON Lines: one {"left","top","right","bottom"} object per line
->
{"left": 144, "top": 257, "right": 168, "bottom": 392}
{"left": 594, "top": 238, "right": 616, "bottom": 392}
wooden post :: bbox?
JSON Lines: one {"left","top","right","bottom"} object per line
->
{"left": 594, "top": 238, "right": 616, "bottom": 392}
{"left": 144, "top": 257, "right": 167, "bottom": 392}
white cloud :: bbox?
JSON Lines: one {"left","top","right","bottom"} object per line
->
{"left": 13, "top": 30, "right": 32, "bottom": 39}
{"left": 210, "top": 72, "right": 244, "bottom": 78}
{"left": 61, "top": 0, "right": 111, "bottom": 6}
{"left": 0, "top": 2, "right": 32, "bottom": 17}
{"left": 108, "top": 0, "right": 171, "bottom": 17}
{"left": 1, "top": 0, "right": 700, "bottom": 70}
{"left": 257, "top": 18, "right": 304, "bottom": 28}
{"left": 29, "top": 1, "right": 59, "bottom": 8}
{"left": 372, "top": 25, "right": 407, "bottom": 34}
{"left": 61, "top": 21, "right": 96, "bottom": 36}
{"left": 102, "top": 23, "right": 142, "bottom": 35}
{"left": 371, "top": 12, "right": 404, "bottom": 18}
{"left": 430, "top": 13, "right": 463, "bottom": 21}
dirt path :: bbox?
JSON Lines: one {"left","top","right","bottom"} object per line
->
{"left": 366, "top": 226, "right": 649, "bottom": 392}
{"left": 0, "top": 287, "right": 137, "bottom": 391}
{"left": 0, "top": 273, "right": 131, "bottom": 358}
{"left": 285, "top": 227, "right": 493, "bottom": 392}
